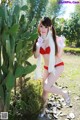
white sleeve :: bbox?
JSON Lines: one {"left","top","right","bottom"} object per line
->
{"left": 36, "top": 36, "right": 43, "bottom": 47}
{"left": 56, "top": 35, "right": 65, "bottom": 48}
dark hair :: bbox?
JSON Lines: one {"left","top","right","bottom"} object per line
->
{"left": 33, "top": 17, "right": 58, "bottom": 55}
{"left": 41, "top": 17, "right": 52, "bottom": 27}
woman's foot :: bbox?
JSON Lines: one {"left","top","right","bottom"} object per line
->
{"left": 38, "top": 108, "right": 45, "bottom": 118}
{"left": 65, "top": 95, "right": 70, "bottom": 106}
{"left": 63, "top": 92, "right": 70, "bottom": 106}
{"left": 38, "top": 113, "right": 45, "bottom": 118}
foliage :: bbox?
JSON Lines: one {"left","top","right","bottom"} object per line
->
{"left": 55, "top": 13, "right": 80, "bottom": 47}
{"left": 25, "top": 0, "right": 48, "bottom": 24}
{"left": 64, "top": 47, "right": 80, "bottom": 55}
{"left": 45, "top": 0, "right": 63, "bottom": 19}
{"left": 64, "top": 13, "right": 80, "bottom": 47}
{"left": 27, "top": 0, "right": 63, "bottom": 23}
{"left": 9, "top": 80, "right": 43, "bottom": 120}
{"left": 55, "top": 17, "right": 65, "bottom": 35}
{"left": 75, "top": 3, "right": 80, "bottom": 17}
{"left": 0, "top": 2, "right": 37, "bottom": 111}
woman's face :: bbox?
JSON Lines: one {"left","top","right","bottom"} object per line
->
{"left": 39, "top": 23, "right": 48, "bottom": 37}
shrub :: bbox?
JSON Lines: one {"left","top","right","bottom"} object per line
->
{"left": 64, "top": 47, "right": 80, "bottom": 55}
{"left": 9, "top": 80, "right": 43, "bottom": 120}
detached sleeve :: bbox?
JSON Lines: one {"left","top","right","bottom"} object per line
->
{"left": 56, "top": 36, "right": 65, "bottom": 48}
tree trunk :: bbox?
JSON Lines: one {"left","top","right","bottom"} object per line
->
{"left": 0, "top": 98, "right": 4, "bottom": 112}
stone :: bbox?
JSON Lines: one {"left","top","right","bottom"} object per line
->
{"left": 67, "top": 112, "right": 75, "bottom": 119}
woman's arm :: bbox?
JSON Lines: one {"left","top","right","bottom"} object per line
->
{"left": 57, "top": 47, "right": 63, "bottom": 57}
{"left": 33, "top": 36, "right": 43, "bottom": 58}
{"left": 33, "top": 45, "right": 40, "bottom": 58}
{"left": 56, "top": 35, "right": 65, "bottom": 57}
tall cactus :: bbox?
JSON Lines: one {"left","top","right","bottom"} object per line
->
{"left": 0, "top": 2, "right": 37, "bottom": 111}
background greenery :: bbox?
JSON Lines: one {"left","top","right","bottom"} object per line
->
{"left": 0, "top": 0, "right": 80, "bottom": 120}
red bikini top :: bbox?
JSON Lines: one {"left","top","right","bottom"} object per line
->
{"left": 40, "top": 46, "right": 50, "bottom": 54}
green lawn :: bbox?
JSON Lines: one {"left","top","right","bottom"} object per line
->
{"left": 29, "top": 53, "right": 80, "bottom": 120}
{"left": 59, "top": 53, "right": 80, "bottom": 95}
{"left": 57, "top": 53, "right": 80, "bottom": 120}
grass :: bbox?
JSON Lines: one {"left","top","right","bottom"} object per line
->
{"left": 29, "top": 53, "right": 80, "bottom": 95}
{"left": 29, "top": 53, "right": 80, "bottom": 120}
{"left": 56, "top": 53, "right": 80, "bottom": 120}
{"left": 58, "top": 53, "right": 80, "bottom": 95}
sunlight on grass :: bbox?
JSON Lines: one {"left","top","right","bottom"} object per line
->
{"left": 28, "top": 53, "right": 80, "bottom": 95}
{"left": 28, "top": 53, "right": 80, "bottom": 120}
{"left": 58, "top": 53, "right": 80, "bottom": 95}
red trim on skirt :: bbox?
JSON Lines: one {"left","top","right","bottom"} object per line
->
{"left": 44, "top": 62, "right": 64, "bottom": 70}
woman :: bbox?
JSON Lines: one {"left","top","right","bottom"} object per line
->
{"left": 33, "top": 17, "right": 70, "bottom": 117}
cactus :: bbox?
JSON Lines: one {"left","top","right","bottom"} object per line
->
{"left": 0, "top": 2, "right": 37, "bottom": 111}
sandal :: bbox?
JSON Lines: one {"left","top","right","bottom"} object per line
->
{"left": 65, "top": 95, "right": 70, "bottom": 106}
{"left": 38, "top": 108, "right": 46, "bottom": 118}
{"left": 38, "top": 113, "right": 45, "bottom": 118}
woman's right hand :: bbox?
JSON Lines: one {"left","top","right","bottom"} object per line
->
{"left": 36, "top": 36, "right": 43, "bottom": 47}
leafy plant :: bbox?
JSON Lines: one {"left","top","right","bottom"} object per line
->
{"left": 0, "top": 2, "right": 37, "bottom": 111}
{"left": 9, "top": 80, "right": 43, "bottom": 120}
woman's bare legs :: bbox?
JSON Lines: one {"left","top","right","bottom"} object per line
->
{"left": 39, "top": 69, "right": 49, "bottom": 117}
{"left": 42, "top": 69, "right": 49, "bottom": 104}
{"left": 43, "top": 66, "right": 70, "bottom": 101}
{"left": 39, "top": 66, "right": 70, "bottom": 117}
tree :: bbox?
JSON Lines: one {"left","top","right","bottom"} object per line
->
{"left": 62, "top": 13, "right": 80, "bottom": 47}
{"left": 75, "top": 3, "right": 80, "bottom": 17}
{"left": 55, "top": 17, "right": 65, "bottom": 35}
{"left": 45, "top": 0, "right": 64, "bottom": 23}
{"left": 0, "top": 1, "right": 36, "bottom": 111}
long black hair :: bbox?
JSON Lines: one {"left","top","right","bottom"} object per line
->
{"left": 33, "top": 17, "right": 58, "bottom": 55}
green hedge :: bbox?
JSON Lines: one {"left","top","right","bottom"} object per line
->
{"left": 9, "top": 80, "right": 43, "bottom": 120}
{"left": 64, "top": 47, "right": 80, "bottom": 55}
